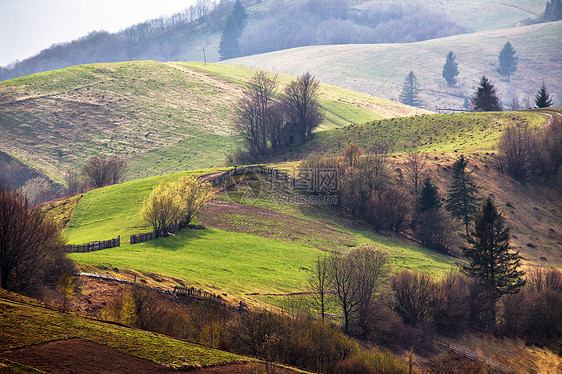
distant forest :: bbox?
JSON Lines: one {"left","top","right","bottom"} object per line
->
{"left": 239, "top": 1, "right": 465, "bottom": 56}
{"left": 0, "top": 0, "right": 497, "bottom": 81}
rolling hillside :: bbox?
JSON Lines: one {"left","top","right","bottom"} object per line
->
{"left": 0, "top": 289, "right": 247, "bottom": 372}
{"left": 228, "top": 21, "right": 562, "bottom": 111}
{"left": 0, "top": 61, "right": 427, "bottom": 184}
{"left": 54, "top": 167, "right": 456, "bottom": 308}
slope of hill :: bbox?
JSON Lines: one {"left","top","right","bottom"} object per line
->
{"left": 54, "top": 167, "right": 456, "bottom": 308}
{"left": 0, "top": 61, "right": 426, "bottom": 184}
{"left": 228, "top": 21, "right": 562, "bottom": 111}
{"left": 0, "top": 289, "right": 247, "bottom": 372}
{"left": 274, "top": 109, "right": 561, "bottom": 268}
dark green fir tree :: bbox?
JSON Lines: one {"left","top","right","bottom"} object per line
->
{"left": 399, "top": 71, "right": 423, "bottom": 108}
{"left": 218, "top": 0, "right": 247, "bottom": 61}
{"left": 442, "top": 51, "right": 459, "bottom": 87}
{"left": 497, "top": 42, "right": 518, "bottom": 81}
{"left": 419, "top": 176, "right": 441, "bottom": 212}
{"left": 534, "top": 83, "right": 553, "bottom": 108}
{"left": 471, "top": 76, "right": 502, "bottom": 112}
{"left": 462, "top": 197, "right": 525, "bottom": 330}
{"left": 446, "top": 155, "right": 480, "bottom": 236}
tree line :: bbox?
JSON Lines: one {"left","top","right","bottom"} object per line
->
{"left": 0, "top": 0, "right": 241, "bottom": 81}
{"left": 1, "top": 0, "right": 467, "bottom": 81}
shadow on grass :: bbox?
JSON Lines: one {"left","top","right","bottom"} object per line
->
{"left": 136, "top": 228, "right": 211, "bottom": 252}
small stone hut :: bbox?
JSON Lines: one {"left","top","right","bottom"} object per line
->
{"left": 281, "top": 122, "right": 304, "bottom": 146}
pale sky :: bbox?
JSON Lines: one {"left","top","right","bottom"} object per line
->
{"left": 0, "top": 0, "right": 197, "bottom": 66}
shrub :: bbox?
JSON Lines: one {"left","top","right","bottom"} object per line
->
{"left": 336, "top": 351, "right": 408, "bottom": 374}
{"left": 365, "top": 188, "right": 410, "bottom": 232}
{"left": 498, "top": 268, "right": 562, "bottom": 347}
{"left": 141, "top": 176, "right": 212, "bottom": 237}
{"left": 81, "top": 154, "right": 126, "bottom": 188}
{"left": 391, "top": 270, "right": 435, "bottom": 326}
{"left": 0, "top": 187, "right": 74, "bottom": 294}
{"left": 224, "top": 310, "right": 357, "bottom": 374}
{"left": 433, "top": 272, "right": 470, "bottom": 336}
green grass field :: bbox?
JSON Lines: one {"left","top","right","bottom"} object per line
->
{"left": 62, "top": 165, "right": 456, "bottom": 305}
{"left": 0, "top": 61, "right": 426, "bottom": 184}
{"left": 0, "top": 291, "right": 244, "bottom": 368}
{"left": 283, "top": 110, "right": 549, "bottom": 158}
{"left": 229, "top": 21, "right": 562, "bottom": 112}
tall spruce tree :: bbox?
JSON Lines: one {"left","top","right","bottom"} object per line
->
{"left": 419, "top": 176, "right": 441, "bottom": 212}
{"left": 534, "top": 83, "right": 553, "bottom": 108}
{"left": 218, "top": 0, "right": 247, "bottom": 61}
{"left": 462, "top": 197, "right": 525, "bottom": 330}
{"left": 497, "top": 42, "right": 518, "bottom": 81}
{"left": 471, "top": 76, "right": 502, "bottom": 112}
{"left": 399, "top": 71, "right": 423, "bottom": 108}
{"left": 415, "top": 177, "right": 451, "bottom": 252}
{"left": 446, "top": 155, "right": 479, "bottom": 236}
{"left": 442, "top": 51, "right": 459, "bottom": 87}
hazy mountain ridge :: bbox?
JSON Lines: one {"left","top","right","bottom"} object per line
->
{"left": 0, "top": 0, "right": 547, "bottom": 82}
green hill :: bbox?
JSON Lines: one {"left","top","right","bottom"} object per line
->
{"left": 228, "top": 21, "right": 562, "bottom": 111}
{"left": 0, "top": 289, "right": 246, "bottom": 372}
{"left": 286, "top": 111, "right": 549, "bottom": 157}
{"left": 41, "top": 107, "right": 561, "bottom": 309}
{"left": 0, "top": 61, "right": 427, "bottom": 184}
{"left": 53, "top": 167, "right": 455, "bottom": 308}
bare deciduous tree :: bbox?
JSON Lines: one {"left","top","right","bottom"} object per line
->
{"left": 391, "top": 270, "right": 435, "bottom": 326}
{"left": 342, "top": 143, "right": 363, "bottom": 168}
{"left": 234, "top": 71, "right": 279, "bottom": 158}
{"left": 330, "top": 245, "right": 389, "bottom": 335}
{"left": 309, "top": 256, "right": 332, "bottom": 322}
{"left": 282, "top": 72, "right": 324, "bottom": 138}
{"left": 82, "top": 154, "right": 127, "bottom": 189}
{"left": 403, "top": 151, "right": 427, "bottom": 213}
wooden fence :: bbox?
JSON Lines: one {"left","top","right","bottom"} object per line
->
{"left": 65, "top": 236, "right": 120, "bottom": 253}
{"left": 172, "top": 285, "right": 222, "bottom": 302}
{"left": 209, "top": 165, "right": 296, "bottom": 188}
{"left": 436, "top": 338, "right": 515, "bottom": 374}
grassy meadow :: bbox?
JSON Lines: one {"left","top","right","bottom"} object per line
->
{"left": 59, "top": 165, "right": 456, "bottom": 306}
{"left": 0, "top": 291, "right": 245, "bottom": 368}
{"left": 286, "top": 110, "right": 549, "bottom": 158}
{"left": 0, "top": 61, "right": 427, "bottom": 184}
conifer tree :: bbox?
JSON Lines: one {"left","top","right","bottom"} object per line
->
{"left": 399, "top": 71, "right": 423, "bottom": 108}
{"left": 414, "top": 177, "right": 451, "bottom": 253}
{"left": 218, "top": 0, "right": 247, "bottom": 61}
{"left": 462, "top": 197, "right": 525, "bottom": 330}
{"left": 471, "top": 76, "right": 502, "bottom": 112}
{"left": 442, "top": 51, "right": 459, "bottom": 87}
{"left": 446, "top": 155, "right": 479, "bottom": 236}
{"left": 534, "top": 83, "right": 553, "bottom": 108}
{"left": 497, "top": 42, "right": 518, "bottom": 81}
{"left": 419, "top": 176, "right": 441, "bottom": 212}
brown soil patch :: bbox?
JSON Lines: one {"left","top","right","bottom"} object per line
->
{"left": 1, "top": 338, "right": 176, "bottom": 374}
{"left": 198, "top": 199, "right": 356, "bottom": 251}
